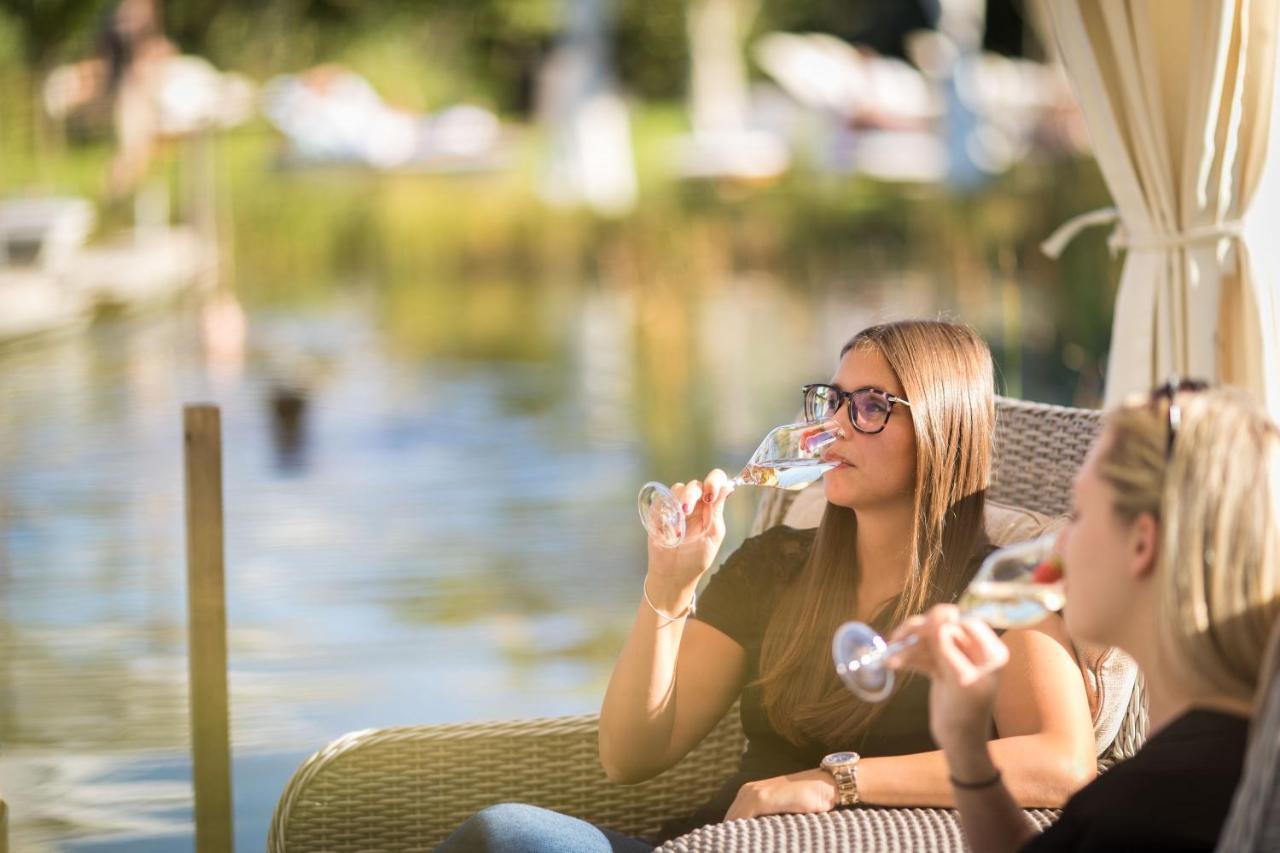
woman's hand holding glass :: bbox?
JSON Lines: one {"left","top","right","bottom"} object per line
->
{"left": 832, "top": 533, "right": 1062, "bottom": 701}
{"left": 887, "top": 605, "right": 1010, "bottom": 754}
{"left": 639, "top": 420, "right": 843, "bottom": 549}
{"left": 643, "top": 469, "right": 733, "bottom": 609}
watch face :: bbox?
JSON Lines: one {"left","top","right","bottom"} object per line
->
{"left": 825, "top": 751, "right": 857, "bottom": 765}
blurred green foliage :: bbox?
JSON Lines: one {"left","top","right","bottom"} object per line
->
{"left": 0, "top": 0, "right": 903, "bottom": 107}
{"left": 0, "top": 0, "right": 654, "bottom": 107}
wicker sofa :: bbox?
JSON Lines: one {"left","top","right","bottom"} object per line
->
{"left": 269, "top": 397, "right": 1145, "bottom": 852}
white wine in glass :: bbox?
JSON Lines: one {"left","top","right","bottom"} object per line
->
{"left": 832, "top": 533, "right": 1064, "bottom": 701}
{"left": 638, "top": 419, "right": 844, "bottom": 549}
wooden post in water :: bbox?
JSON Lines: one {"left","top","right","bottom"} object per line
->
{"left": 184, "top": 405, "right": 235, "bottom": 852}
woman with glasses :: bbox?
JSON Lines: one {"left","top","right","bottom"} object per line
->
{"left": 889, "top": 383, "right": 1280, "bottom": 851}
{"left": 436, "top": 320, "right": 1095, "bottom": 852}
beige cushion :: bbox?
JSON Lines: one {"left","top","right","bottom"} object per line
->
{"left": 770, "top": 480, "right": 1137, "bottom": 758}
{"left": 781, "top": 480, "right": 1059, "bottom": 547}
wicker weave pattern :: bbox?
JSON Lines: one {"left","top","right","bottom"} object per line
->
{"left": 656, "top": 807, "right": 1060, "bottom": 852}
{"left": 989, "top": 397, "right": 1103, "bottom": 517}
{"left": 269, "top": 709, "right": 745, "bottom": 851}
{"left": 1098, "top": 675, "right": 1147, "bottom": 770}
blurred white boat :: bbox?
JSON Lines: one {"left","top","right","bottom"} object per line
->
{"left": 752, "top": 30, "right": 1086, "bottom": 184}
{"left": 0, "top": 197, "right": 95, "bottom": 342}
{"left": 0, "top": 196, "right": 212, "bottom": 346}
{"left": 262, "top": 66, "right": 509, "bottom": 173}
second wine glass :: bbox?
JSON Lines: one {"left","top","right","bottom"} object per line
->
{"left": 831, "top": 533, "right": 1065, "bottom": 701}
{"left": 638, "top": 418, "right": 844, "bottom": 549}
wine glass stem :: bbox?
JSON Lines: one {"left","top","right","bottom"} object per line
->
{"left": 843, "top": 632, "right": 921, "bottom": 673}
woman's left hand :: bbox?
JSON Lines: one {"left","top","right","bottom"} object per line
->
{"left": 887, "top": 604, "right": 1009, "bottom": 754}
{"left": 724, "top": 769, "right": 839, "bottom": 821}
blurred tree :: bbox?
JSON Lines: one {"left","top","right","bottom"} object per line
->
{"left": 0, "top": 0, "right": 104, "bottom": 67}
{"left": 754, "top": 0, "right": 935, "bottom": 59}
{"left": 616, "top": 0, "right": 687, "bottom": 100}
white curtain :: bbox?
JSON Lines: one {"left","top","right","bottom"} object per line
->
{"left": 1042, "top": 0, "right": 1280, "bottom": 416}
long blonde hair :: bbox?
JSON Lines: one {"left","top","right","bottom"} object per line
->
{"left": 1100, "top": 387, "right": 1280, "bottom": 702}
{"left": 757, "top": 320, "right": 996, "bottom": 745}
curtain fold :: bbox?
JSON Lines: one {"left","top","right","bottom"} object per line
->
{"left": 1044, "top": 0, "right": 1280, "bottom": 416}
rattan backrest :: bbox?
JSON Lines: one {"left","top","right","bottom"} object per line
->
{"left": 988, "top": 397, "right": 1102, "bottom": 517}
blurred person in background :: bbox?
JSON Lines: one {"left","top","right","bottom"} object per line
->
{"left": 97, "top": 0, "right": 174, "bottom": 199}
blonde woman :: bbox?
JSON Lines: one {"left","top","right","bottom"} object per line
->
{"left": 893, "top": 382, "right": 1280, "bottom": 852}
{"left": 436, "top": 320, "right": 1095, "bottom": 852}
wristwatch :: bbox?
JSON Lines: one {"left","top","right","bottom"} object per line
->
{"left": 820, "top": 751, "right": 861, "bottom": 806}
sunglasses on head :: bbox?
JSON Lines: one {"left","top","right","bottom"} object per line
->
{"left": 802, "top": 384, "right": 911, "bottom": 435}
{"left": 1151, "top": 377, "right": 1209, "bottom": 457}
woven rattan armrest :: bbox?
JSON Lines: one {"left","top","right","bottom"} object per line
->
{"left": 269, "top": 709, "right": 745, "bottom": 852}
{"left": 656, "top": 806, "right": 1060, "bottom": 852}
{"left": 269, "top": 711, "right": 1066, "bottom": 853}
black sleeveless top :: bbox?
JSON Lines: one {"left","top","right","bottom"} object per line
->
{"left": 656, "top": 526, "right": 940, "bottom": 841}
{"left": 1019, "top": 709, "right": 1249, "bottom": 852}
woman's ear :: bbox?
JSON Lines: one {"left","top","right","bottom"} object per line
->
{"left": 1129, "top": 511, "right": 1160, "bottom": 580}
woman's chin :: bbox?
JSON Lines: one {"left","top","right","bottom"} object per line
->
{"left": 822, "top": 477, "right": 860, "bottom": 509}
{"left": 823, "top": 471, "right": 909, "bottom": 511}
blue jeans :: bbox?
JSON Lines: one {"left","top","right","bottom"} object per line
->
{"left": 434, "top": 803, "right": 657, "bottom": 853}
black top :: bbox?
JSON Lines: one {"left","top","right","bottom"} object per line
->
{"left": 656, "top": 526, "right": 938, "bottom": 841}
{"left": 1021, "top": 709, "right": 1249, "bottom": 852}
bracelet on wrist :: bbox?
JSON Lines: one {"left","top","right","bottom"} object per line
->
{"left": 949, "top": 768, "right": 1002, "bottom": 790}
{"left": 642, "top": 576, "right": 696, "bottom": 625}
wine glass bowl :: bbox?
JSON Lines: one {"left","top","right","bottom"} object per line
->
{"left": 832, "top": 621, "right": 895, "bottom": 701}
{"left": 637, "top": 482, "right": 686, "bottom": 549}
{"left": 637, "top": 419, "right": 843, "bottom": 549}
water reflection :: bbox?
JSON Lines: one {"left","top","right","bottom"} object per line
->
{"left": 267, "top": 385, "right": 310, "bottom": 473}
{"left": 1, "top": 243, "right": 1105, "bottom": 848}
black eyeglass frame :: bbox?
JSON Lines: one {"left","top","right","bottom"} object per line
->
{"left": 802, "top": 383, "right": 911, "bottom": 435}
{"left": 1151, "top": 377, "right": 1209, "bottom": 457}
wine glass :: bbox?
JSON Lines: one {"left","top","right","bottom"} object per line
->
{"left": 832, "top": 532, "right": 1064, "bottom": 701}
{"left": 638, "top": 419, "right": 844, "bottom": 548}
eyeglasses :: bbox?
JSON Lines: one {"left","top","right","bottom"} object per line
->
{"left": 1152, "top": 377, "right": 1208, "bottom": 457}
{"left": 802, "top": 384, "right": 911, "bottom": 435}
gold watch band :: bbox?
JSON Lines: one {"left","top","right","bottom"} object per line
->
{"left": 821, "top": 752, "right": 861, "bottom": 806}
{"left": 831, "top": 763, "right": 859, "bottom": 806}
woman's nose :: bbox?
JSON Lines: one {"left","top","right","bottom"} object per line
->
{"left": 832, "top": 400, "right": 856, "bottom": 437}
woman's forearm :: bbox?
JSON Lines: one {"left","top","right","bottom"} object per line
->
{"left": 857, "top": 732, "right": 1093, "bottom": 808}
{"left": 597, "top": 576, "right": 698, "bottom": 782}
{"left": 943, "top": 740, "right": 1039, "bottom": 853}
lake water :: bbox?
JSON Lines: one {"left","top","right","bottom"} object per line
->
{"left": 0, "top": 230, "right": 1104, "bottom": 849}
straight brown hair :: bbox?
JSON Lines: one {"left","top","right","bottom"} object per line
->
{"left": 756, "top": 320, "right": 995, "bottom": 745}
